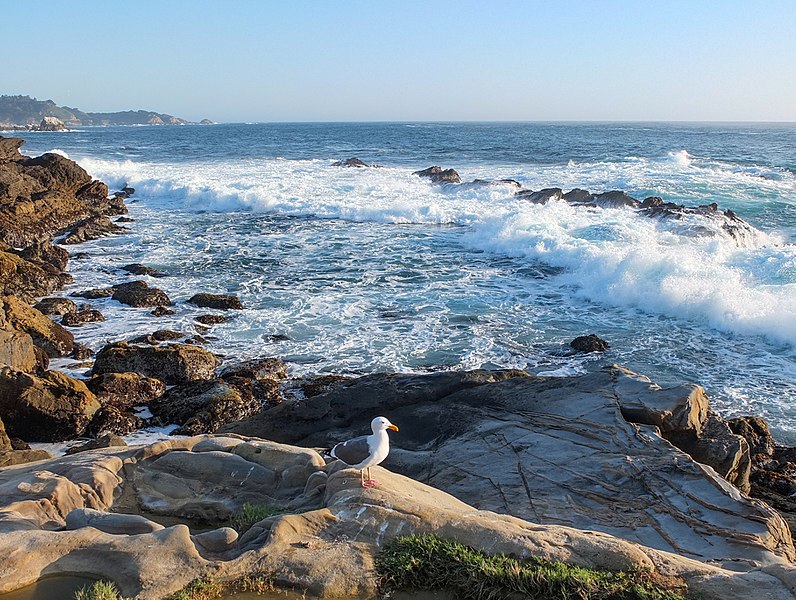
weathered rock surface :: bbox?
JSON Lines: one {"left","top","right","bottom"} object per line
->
{"left": 187, "top": 292, "right": 243, "bottom": 310}
{"left": 0, "top": 329, "right": 37, "bottom": 373}
{"left": 65, "top": 433, "right": 127, "bottom": 455}
{"left": 93, "top": 341, "right": 219, "bottom": 385}
{"left": 61, "top": 307, "right": 105, "bottom": 327}
{"left": 86, "top": 405, "right": 142, "bottom": 437}
{"left": 196, "top": 314, "right": 230, "bottom": 325}
{"left": 223, "top": 367, "right": 792, "bottom": 569}
{"left": 0, "top": 366, "right": 100, "bottom": 441}
{"left": 0, "top": 249, "right": 68, "bottom": 303}
{"left": 62, "top": 215, "right": 127, "bottom": 244}
{"left": 1, "top": 295, "right": 74, "bottom": 357}
{"left": 0, "top": 138, "right": 123, "bottom": 247}
{"left": 87, "top": 372, "right": 166, "bottom": 409}
{"left": 219, "top": 357, "right": 289, "bottom": 382}
{"left": 12, "top": 238, "right": 69, "bottom": 271}
{"left": 112, "top": 280, "right": 171, "bottom": 307}
{"left": 33, "top": 296, "right": 77, "bottom": 316}
{"left": 150, "top": 379, "right": 262, "bottom": 435}
{"left": 0, "top": 436, "right": 794, "bottom": 600}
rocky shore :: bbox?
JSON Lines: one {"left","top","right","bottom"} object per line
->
{"left": 2, "top": 137, "right": 796, "bottom": 598}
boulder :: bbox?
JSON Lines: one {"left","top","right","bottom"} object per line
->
{"left": 593, "top": 190, "right": 640, "bottom": 208}
{"left": 562, "top": 188, "right": 594, "bottom": 203}
{"left": 36, "top": 116, "right": 66, "bottom": 131}
{"left": 196, "top": 314, "right": 229, "bottom": 325}
{"left": 729, "top": 416, "right": 775, "bottom": 459}
{"left": 151, "top": 306, "right": 175, "bottom": 317}
{"left": 87, "top": 372, "right": 166, "bottom": 409}
{"left": 413, "top": 166, "right": 462, "bottom": 184}
{"left": 150, "top": 379, "right": 261, "bottom": 435}
{"left": 61, "top": 307, "right": 105, "bottom": 327}
{"left": 128, "top": 330, "right": 184, "bottom": 345}
{"left": 570, "top": 333, "right": 609, "bottom": 353}
{"left": 187, "top": 293, "right": 243, "bottom": 310}
{"left": 112, "top": 281, "right": 171, "bottom": 307}
{"left": 93, "top": 342, "right": 219, "bottom": 385}
{"left": 1, "top": 295, "right": 74, "bottom": 357}
{"left": 0, "top": 366, "right": 100, "bottom": 441}
{"left": 70, "top": 342, "right": 93, "bottom": 360}
{"left": 33, "top": 296, "right": 77, "bottom": 316}
{"left": 219, "top": 357, "right": 289, "bottom": 382}
{"left": 86, "top": 405, "right": 142, "bottom": 437}
{"left": 71, "top": 286, "right": 115, "bottom": 299}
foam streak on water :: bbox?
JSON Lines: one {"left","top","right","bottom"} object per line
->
{"left": 15, "top": 122, "right": 796, "bottom": 442}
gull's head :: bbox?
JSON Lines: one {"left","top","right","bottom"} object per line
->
{"left": 371, "top": 416, "right": 399, "bottom": 433}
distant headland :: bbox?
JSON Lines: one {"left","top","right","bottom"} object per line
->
{"left": 0, "top": 94, "right": 213, "bottom": 130}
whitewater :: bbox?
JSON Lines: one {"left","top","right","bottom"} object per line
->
{"left": 16, "top": 122, "right": 796, "bottom": 441}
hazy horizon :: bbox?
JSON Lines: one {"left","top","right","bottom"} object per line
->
{"left": 3, "top": 0, "right": 795, "bottom": 123}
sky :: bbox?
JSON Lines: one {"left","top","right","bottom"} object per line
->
{"left": 3, "top": 0, "right": 796, "bottom": 122}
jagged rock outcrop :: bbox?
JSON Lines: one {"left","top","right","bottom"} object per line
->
{"left": 0, "top": 138, "right": 125, "bottom": 247}
{"left": 0, "top": 436, "right": 794, "bottom": 600}
{"left": 1, "top": 295, "right": 74, "bottom": 357}
{"left": 0, "top": 248, "right": 69, "bottom": 303}
{"left": 61, "top": 306, "right": 104, "bottom": 327}
{"left": 223, "top": 366, "right": 787, "bottom": 569}
{"left": 413, "top": 165, "right": 462, "bottom": 184}
{"left": 121, "top": 263, "right": 166, "bottom": 278}
{"left": 33, "top": 296, "right": 77, "bottom": 316}
{"left": 0, "top": 366, "right": 100, "bottom": 441}
{"left": 62, "top": 215, "right": 127, "bottom": 244}
{"left": 332, "top": 157, "right": 370, "bottom": 168}
{"left": 87, "top": 372, "right": 166, "bottom": 409}
{"left": 93, "top": 341, "right": 219, "bottom": 385}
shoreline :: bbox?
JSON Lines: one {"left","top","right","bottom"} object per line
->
{"left": 2, "top": 134, "right": 796, "bottom": 598}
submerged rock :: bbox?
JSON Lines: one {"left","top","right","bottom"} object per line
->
{"left": 332, "top": 157, "right": 370, "bottom": 168}
{"left": 413, "top": 165, "right": 462, "bottom": 184}
{"left": 570, "top": 333, "right": 609, "bottom": 353}
{"left": 187, "top": 293, "right": 243, "bottom": 310}
{"left": 122, "top": 263, "right": 167, "bottom": 278}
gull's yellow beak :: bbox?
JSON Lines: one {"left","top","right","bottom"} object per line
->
{"left": 388, "top": 424, "right": 399, "bottom": 431}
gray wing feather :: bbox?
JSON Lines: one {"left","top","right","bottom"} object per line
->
{"left": 331, "top": 435, "right": 372, "bottom": 466}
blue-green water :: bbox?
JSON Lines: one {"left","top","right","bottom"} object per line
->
{"left": 13, "top": 122, "right": 796, "bottom": 440}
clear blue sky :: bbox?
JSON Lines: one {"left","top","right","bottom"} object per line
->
{"left": 3, "top": 0, "right": 795, "bottom": 122}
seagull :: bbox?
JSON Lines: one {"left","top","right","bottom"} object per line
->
{"left": 330, "top": 416, "right": 399, "bottom": 488}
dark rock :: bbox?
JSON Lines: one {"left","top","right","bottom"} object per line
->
{"left": 264, "top": 333, "right": 290, "bottom": 342}
{"left": 93, "top": 341, "right": 219, "bottom": 385}
{"left": 0, "top": 448, "right": 52, "bottom": 467}
{"left": 184, "top": 335, "right": 208, "bottom": 345}
{"left": 187, "top": 293, "right": 243, "bottom": 310}
{"left": 70, "top": 252, "right": 91, "bottom": 260}
{"left": 728, "top": 416, "right": 775, "bottom": 459}
{"left": 562, "top": 188, "right": 594, "bottom": 203}
{"left": 34, "top": 297, "right": 77, "bottom": 316}
{"left": 220, "top": 357, "right": 289, "bottom": 382}
{"left": 112, "top": 281, "right": 171, "bottom": 307}
{"left": 299, "top": 374, "right": 353, "bottom": 398}
{"left": 640, "top": 196, "right": 665, "bottom": 208}
{"left": 61, "top": 308, "right": 105, "bottom": 327}
{"left": 196, "top": 314, "right": 230, "bottom": 325}
{"left": 116, "top": 216, "right": 135, "bottom": 223}
{"left": 13, "top": 239, "right": 69, "bottom": 271}
{"left": 129, "top": 330, "right": 184, "bottom": 344}
{"left": 86, "top": 406, "right": 142, "bottom": 437}
{"left": 0, "top": 367, "right": 100, "bottom": 441}
{"left": 1, "top": 295, "right": 74, "bottom": 357}
{"left": 65, "top": 433, "right": 127, "bottom": 455}
{"left": 151, "top": 305, "right": 175, "bottom": 317}
{"left": 71, "top": 343, "right": 93, "bottom": 360}
{"left": 62, "top": 215, "right": 127, "bottom": 244}
{"left": 121, "top": 186, "right": 135, "bottom": 196}
{"left": 463, "top": 178, "right": 523, "bottom": 190}
{"left": 150, "top": 378, "right": 262, "bottom": 435}
{"left": 516, "top": 187, "right": 563, "bottom": 204}
{"left": 332, "top": 157, "right": 369, "bottom": 168}
{"left": 122, "top": 263, "right": 167, "bottom": 278}
{"left": 413, "top": 166, "right": 462, "bottom": 184}
{"left": 32, "top": 345, "right": 49, "bottom": 372}
{"left": 71, "top": 287, "right": 115, "bottom": 299}
{"left": 593, "top": 190, "right": 640, "bottom": 209}
{"left": 87, "top": 372, "right": 166, "bottom": 409}
{"left": 570, "top": 334, "right": 609, "bottom": 353}
{"left": 9, "top": 437, "right": 30, "bottom": 450}
{"left": 0, "top": 414, "right": 10, "bottom": 450}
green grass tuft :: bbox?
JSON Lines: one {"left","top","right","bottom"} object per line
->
{"left": 163, "top": 574, "right": 275, "bottom": 599}
{"left": 231, "top": 502, "right": 284, "bottom": 532}
{"left": 73, "top": 580, "right": 130, "bottom": 600}
{"left": 376, "top": 534, "right": 693, "bottom": 600}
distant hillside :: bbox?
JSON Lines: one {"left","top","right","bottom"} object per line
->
{"left": 0, "top": 95, "right": 212, "bottom": 128}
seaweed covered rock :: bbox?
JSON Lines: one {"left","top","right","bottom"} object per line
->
{"left": 87, "top": 372, "right": 166, "bottom": 409}
{"left": 112, "top": 281, "right": 171, "bottom": 307}
{"left": 187, "top": 293, "right": 243, "bottom": 310}
{"left": 0, "top": 367, "right": 100, "bottom": 441}
{"left": 93, "top": 342, "right": 219, "bottom": 385}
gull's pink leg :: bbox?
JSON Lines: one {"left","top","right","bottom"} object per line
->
{"left": 363, "top": 467, "right": 379, "bottom": 488}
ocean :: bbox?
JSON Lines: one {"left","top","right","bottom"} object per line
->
{"left": 15, "top": 122, "right": 796, "bottom": 441}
